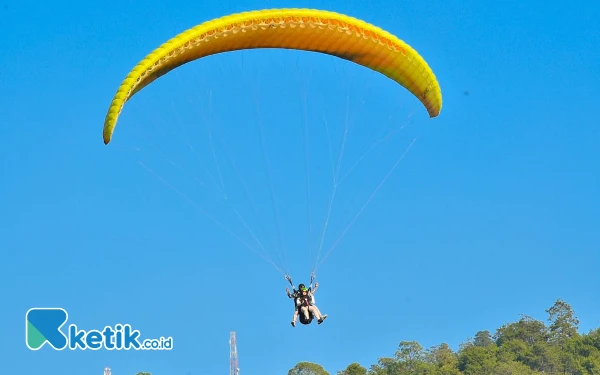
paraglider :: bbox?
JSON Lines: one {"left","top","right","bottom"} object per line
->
{"left": 286, "top": 275, "right": 327, "bottom": 327}
{"left": 102, "top": 8, "right": 443, "bottom": 327}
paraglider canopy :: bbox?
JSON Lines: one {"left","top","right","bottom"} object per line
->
{"left": 103, "top": 8, "right": 442, "bottom": 145}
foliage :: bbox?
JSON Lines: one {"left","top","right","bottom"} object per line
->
{"left": 291, "top": 299, "right": 600, "bottom": 375}
{"left": 288, "top": 361, "right": 330, "bottom": 375}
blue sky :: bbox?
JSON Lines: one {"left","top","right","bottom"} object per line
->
{"left": 1, "top": 0, "right": 599, "bottom": 374}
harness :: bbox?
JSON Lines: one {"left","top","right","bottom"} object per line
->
{"left": 298, "top": 291, "right": 313, "bottom": 307}
{"left": 285, "top": 273, "right": 316, "bottom": 308}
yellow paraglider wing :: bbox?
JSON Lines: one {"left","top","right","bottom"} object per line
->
{"left": 103, "top": 8, "right": 442, "bottom": 144}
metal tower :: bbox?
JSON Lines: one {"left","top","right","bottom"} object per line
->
{"left": 104, "top": 367, "right": 111, "bottom": 375}
{"left": 229, "top": 332, "right": 240, "bottom": 375}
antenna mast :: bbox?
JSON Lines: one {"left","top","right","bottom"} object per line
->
{"left": 229, "top": 332, "right": 240, "bottom": 375}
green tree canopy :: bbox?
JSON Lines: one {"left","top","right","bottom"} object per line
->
{"left": 338, "top": 363, "right": 368, "bottom": 375}
{"left": 288, "top": 361, "right": 331, "bottom": 375}
{"left": 291, "top": 300, "right": 599, "bottom": 375}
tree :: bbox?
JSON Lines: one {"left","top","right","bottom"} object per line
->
{"left": 458, "top": 344, "right": 497, "bottom": 375}
{"left": 494, "top": 315, "right": 547, "bottom": 346}
{"left": 395, "top": 341, "right": 427, "bottom": 374}
{"left": 546, "top": 299, "right": 580, "bottom": 343}
{"left": 368, "top": 357, "right": 402, "bottom": 375}
{"left": 289, "top": 361, "right": 330, "bottom": 375}
{"left": 474, "top": 331, "right": 494, "bottom": 348}
{"left": 338, "top": 363, "right": 367, "bottom": 375}
{"left": 426, "top": 343, "right": 460, "bottom": 374}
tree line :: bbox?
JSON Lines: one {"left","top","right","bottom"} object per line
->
{"left": 287, "top": 299, "right": 600, "bottom": 375}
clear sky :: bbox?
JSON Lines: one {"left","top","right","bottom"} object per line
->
{"left": 1, "top": 0, "right": 599, "bottom": 374}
